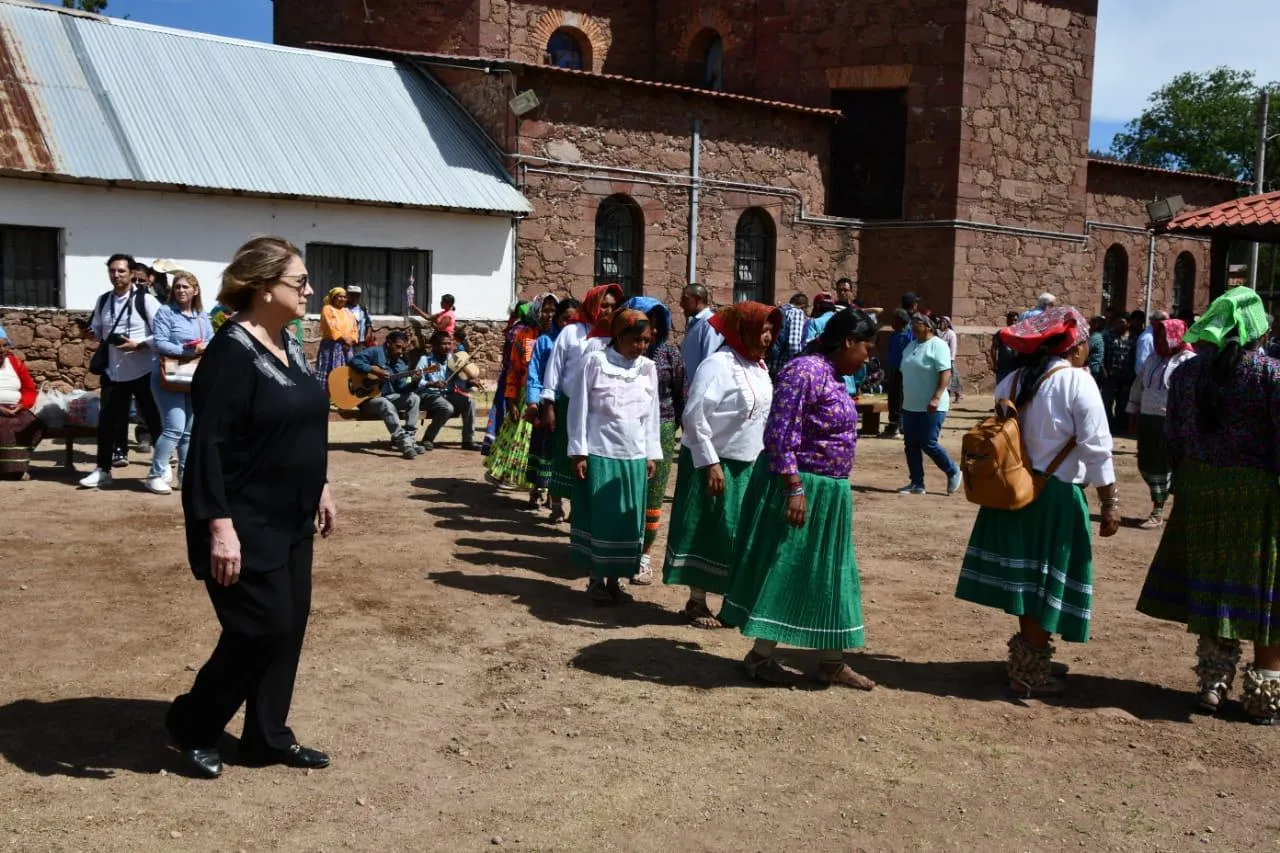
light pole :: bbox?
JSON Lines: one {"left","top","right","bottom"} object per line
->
{"left": 1249, "top": 90, "right": 1278, "bottom": 290}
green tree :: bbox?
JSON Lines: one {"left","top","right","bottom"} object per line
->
{"left": 62, "top": 0, "right": 108, "bottom": 12}
{"left": 1110, "top": 67, "right": 1276, "bottom": 184}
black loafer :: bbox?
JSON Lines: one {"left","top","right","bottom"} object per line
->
{"left": 178, "top": 747, "right": 223, "bottom": 779}
{"left": 241, "top": 743, "right": 330, "bottom": 769}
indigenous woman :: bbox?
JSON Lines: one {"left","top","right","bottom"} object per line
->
{"left": 938, "top": 316, "right": 963, "bottom": 400}
{"left": 0, "top": 326, "right": 42, "bottom": 481}
{"left": 663, "top": 302, "right": 777, "bottom": 627}
{"left": 539, "top": 284, "right": 622, "bottom": 523}
{"left": 526, "top": 298, "right": 578, "bottom": 515}
{"left": 1136, "top": 289, "right": 1280, "bottom": 723}
{"left": 719, "top": 309, "right": 879, "bottom": 689}
{"left": 487, "top": 298, "right": 555, "bottom": 490}
{"left": 567, "top": 309, "right": 662, "bottom": 605}
{"left": 1125, "top": 318, "right": 1195, "bottom": 529}
{"left": 620, "top": 296, "right": 685, "bottom": 585}
{"left": 955, "top": 306, "right": 1120, "bottom": 697}
{"left": 481, "top": 301, "right": 529, "bottom": 459}
{"left": 315, "top": 287, "right": 357, "bottom": 390}
{"left": 168, "top": 236, "right": 335, "bottom": 779}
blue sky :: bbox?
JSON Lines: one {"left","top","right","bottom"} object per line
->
{"left": 103, "top": 0, "right": 1278, "bottom": 154}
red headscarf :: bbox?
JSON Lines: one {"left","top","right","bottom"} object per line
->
{"left": 709, "top": 301, "right": 783, "bottom": 364}
{"left": 1154, "top": 318, "right": 1191, "bottom": 359}
{"left": 998, "top": 306, "right": 1088, "bottom": 355}
{"left": 609, "top": 308, "right": 649, "bottom": 342}
{"left": 574, "top": 283, "right": 623, "bottom": 338}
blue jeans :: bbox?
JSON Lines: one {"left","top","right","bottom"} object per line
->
{"left": 150, "top": 372, "right": 193, "bottom": 480}
{"left": 901, "top": 410, "right": 957, "bottom": 487}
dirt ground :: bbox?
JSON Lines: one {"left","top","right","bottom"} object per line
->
{"left": 2, "top": 400, "right": 1278, "bottom": 852}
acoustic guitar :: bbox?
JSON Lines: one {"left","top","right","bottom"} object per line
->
{"left": 327, "top": 365, "right": 423, "bottom": 411}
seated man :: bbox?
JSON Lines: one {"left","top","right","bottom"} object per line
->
{"left": 413, "top": 330, "right": 479, "bottom": 451}
{"left": 348, "top": 330, "right": 423, "bottom": 459}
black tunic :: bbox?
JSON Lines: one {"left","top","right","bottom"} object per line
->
{"left": 183, "top": 322, "right": 329, "bottom": 579}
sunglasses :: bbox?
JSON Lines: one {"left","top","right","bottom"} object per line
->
{"left": 275, "top": 274, "right": 310, "bottom": 292}
{"left": 130, "top": 278, "right": 148, "bottom": 285}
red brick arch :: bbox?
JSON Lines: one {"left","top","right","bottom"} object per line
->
{"left": 533, "top": 10, "right": 609, "bottom": 73}
{"left": 675, "top": 8, "right": 736, "bottom": 59}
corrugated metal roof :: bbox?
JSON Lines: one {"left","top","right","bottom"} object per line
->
{"left": 0, "top": 1, "right": 531, "bottom": 214}
{"left": 311, "top": 43, "right": 846, "bottom": 119}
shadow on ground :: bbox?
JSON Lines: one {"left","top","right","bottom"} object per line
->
{"left": 0, "top": 697, "right": 184, "bottom": 779}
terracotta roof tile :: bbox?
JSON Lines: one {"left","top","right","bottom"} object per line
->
{"left": 309, "top": 43, "right": 844, "bottom": 119}
{"left": 1159, "top": 191, "right": 1280, "bottom": 241}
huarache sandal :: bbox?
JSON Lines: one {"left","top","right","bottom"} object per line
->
{"left": 683, "top": 600, "right": 725, "bottom": 629}
{"left": 817, "top": 661, "right": 876, "bottom": 691}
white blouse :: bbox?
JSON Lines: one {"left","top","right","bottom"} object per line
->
{"left": 540, "top": 322, "right": 588, "bottom": 401}
{"left": 681, "top": 350, "right": 773, "bottom": 467}
{"left": 0, "top": 357, "right": 22, "bottom": 406}
{"left": 1126, "top": 350, "right": 1195, "bottom": 418}
{"left": 568, "top": 348, "right": 663, "bottom": 461}
{"left": 993, "top": 361, "right": 1115, "bottom": 487}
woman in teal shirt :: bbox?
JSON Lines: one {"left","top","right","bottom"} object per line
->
{"left": 898, "top": 313, "right": 961, "bottom": 496}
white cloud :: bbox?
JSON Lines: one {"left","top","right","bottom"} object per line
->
{"left": 1092, "top": 0, "right": 1280, "bottom": 122}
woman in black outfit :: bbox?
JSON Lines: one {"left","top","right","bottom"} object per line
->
{"left": 166, "top": 236, "right": 337, "bottom": 779}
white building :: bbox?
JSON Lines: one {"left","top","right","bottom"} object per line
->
{"left": 0, "top": 0, "right": 531, "bottom": 320}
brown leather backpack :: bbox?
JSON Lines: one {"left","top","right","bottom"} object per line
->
{"left": 960, "top": 367, "right": 1077, "bottom": 511}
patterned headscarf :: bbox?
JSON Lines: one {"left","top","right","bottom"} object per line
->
{"left": 1185, "top": 287, "right": 1270, "bottom": 348}
{"left": 998, "top": 306, "right": 1089, "bottom": 355}
{"left": 325, "top": 287, "right": 346, "bottom": 306}
{"left": 525, "top": 293, "right": 557, "bottom": 328}
{"left": 1154, "top": 318, "right": 1191, "bottom": 359}
{"left": 620, "top": 296, "right": 671, "bottom": 350}
{"left": 709, "top": 301, "right": 783, "bottom": 363}
{"left": 609, "top": 308, "right": 649, "bottom": 342}
{"left": 577, "top": 283, "right": 623, "bottom": 338}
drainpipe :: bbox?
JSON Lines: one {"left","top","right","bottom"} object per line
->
{"left": 1144, "top": 229, "right": 1157, "bottom": 320}
{"left": 688, "top": 119, "right": 702, "bottom": 284}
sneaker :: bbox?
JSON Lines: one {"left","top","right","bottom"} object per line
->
{"left": 420, "top": 440, "right": 435, "bottom": 451}
{"left": 398, "top": 443, "right": 417, "bottom": 460}
{"left": 461, "top": 442, "right": 482, "bottom": 452}
{"left": 144, "top": 475, "right": 172, "bottom": 495}
{"left": 79, "top": 469, "right": 112, "bottom": 489}
{"left": 136, "top": 440, "right": 153, "bottom": 454}
{"left": 946, "top": 470, "right": 963, "bottom": 496}
{"left": 632, "top": 554, "right": 654, "bottom": 585}
{"left": 111, "top": 453, "right": 129, "bottom": 469}
{"left": 897, "top": 484, "right": 926, "bottom": 495}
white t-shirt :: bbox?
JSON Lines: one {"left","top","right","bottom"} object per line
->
{"left": 89, "top": 288, "right": 161, "bottom": 383}
{"left": 681, "top": 350, "right": 772, "bottom": 467}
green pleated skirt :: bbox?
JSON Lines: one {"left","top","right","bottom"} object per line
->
{"left": 549, "top": 395, "right": 574, "bottom": 500}
{"left": 1137, "top": 459, "right": 1280, "bottom": 644}
{"left": 662, "top": 447, "right": 756, "bottom": 594}
{"left": 719, "top": 461, "right": 866, "bottom": 649}
{"left": 955, "top": 475, "right": 1094, "bottom": 642}
{"left": 569, "top": 455, "right": 647, "bottom": 579}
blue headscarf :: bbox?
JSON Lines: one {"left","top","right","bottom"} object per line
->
{"left": 0, "top": 325, "right": 8, "bottom": 341}
{"left": 620, "top": 296, "right": 671, "bottom": 351}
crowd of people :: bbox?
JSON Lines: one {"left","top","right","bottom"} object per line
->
{"left": 6, "top": 237, "right": 1280, "bottom": 781}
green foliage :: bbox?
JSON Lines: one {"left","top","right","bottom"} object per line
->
{"left": 1110, "top": 67, "right": 1277, "bottom": 185}
{"left": 62, "top": 0, "right": 108, "bottom": 13}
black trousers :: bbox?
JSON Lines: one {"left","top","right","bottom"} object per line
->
{"left": 885, "top": 368, "right": 904, "bottom": 430}
{"left": 167, "top": 538, "right": 313, "bottom": 753}
{"left": 96, "top": 373, "right": 161, "bottom": 470}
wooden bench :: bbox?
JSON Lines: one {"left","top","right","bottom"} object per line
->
{"left": 41, "top": 424, "right": 98, "bottom": 469}
{"left": 855, "top": 397, "right": 889, "bottom": 436}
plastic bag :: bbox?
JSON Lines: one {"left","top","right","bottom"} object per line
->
{"left": 32, "top": 384, "right": 69, "bottom": 429}
{"left": 65, "top": 390, "right": 101, "bottom": 428}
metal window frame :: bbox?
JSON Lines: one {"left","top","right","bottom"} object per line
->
{"left": 304, "top": 242, "right": 432, "bottom": 316}
{"left": 594, "top": 197, "right": 643, "bottom": 296}
{"left": 0, "top": 224, "right": 61, "bottom": 309}
{"left": 733, "top": 209, "right": 775, "bottom": 304}
{"left": 1101, "top": 244, "right": 1128, "bottom": 315}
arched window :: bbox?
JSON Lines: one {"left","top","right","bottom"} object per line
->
{"left": 704, "top": 35, "right": 724, "bottom": 90}
{"left": 546, "top": 28, "right": 588, "bottom": 70}
{"left": 594, "top": 195, "right": 643, "bottom": 296}
{"left": 734, "top": 208, "right": 775, "bottom": 304}
{"left": 1102, "top": 244, "right": 1128, "bottom": 315}
{"left": 1172, "top": 252, "right": 1196, "bottom": 320}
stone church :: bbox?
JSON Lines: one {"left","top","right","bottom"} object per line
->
{"left": 278, "top": 0, "right": 1237, "bottom": 379}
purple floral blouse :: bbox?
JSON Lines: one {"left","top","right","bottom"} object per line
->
{"left": 1165, "top": 348, "right": 1280, "bottom": 473}
{"left": 764, "top": 354, "right": 859, "bottom": 478}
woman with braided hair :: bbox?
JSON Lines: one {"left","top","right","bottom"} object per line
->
{"left": 1137, "top": 288, "right": 1280, "bottom": 723}
{"left": 955, "top": 306, "right": 1119, "bottom": 698}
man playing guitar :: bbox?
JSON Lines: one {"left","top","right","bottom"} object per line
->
{"left": 348, "top": 330, "right": 425, "bottom": 459}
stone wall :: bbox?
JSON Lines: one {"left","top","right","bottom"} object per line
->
{"left": 274, "top": 0, "right": 480, "bottom": 54}
{"left": 0, "top": 309, "right": 509, "bottom": 392}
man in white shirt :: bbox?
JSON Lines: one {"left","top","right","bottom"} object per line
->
{"left": 79, "top": 253, "right": 164, "bottom": 489}
{"left": 1132, "top": 309, "right": 1165, "bottom": 373}
{"left": 679, "top": 283, "right": 723, "bottom": 387}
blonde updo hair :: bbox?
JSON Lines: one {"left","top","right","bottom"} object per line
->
{"left": 218, "top": 235, "right": 303, "bottom": 313}
{"left": 167, "top": 270, "right": 204, "bottom": 313}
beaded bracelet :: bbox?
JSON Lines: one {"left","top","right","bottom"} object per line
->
{"left": 785, "top": 487, "right": 805, "bottom": 498}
